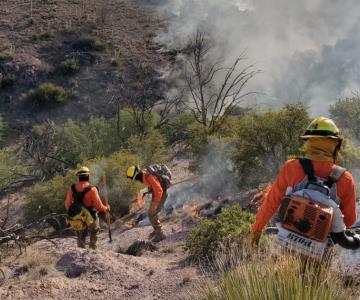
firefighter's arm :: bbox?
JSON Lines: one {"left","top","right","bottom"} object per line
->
{"left": 147, "top": 175, "right": 163, "bottom": 203}
{"left": 338, "top": 172, "right": 357, "bottom": 228}
{"left": 251, "top": 162, "right": 290, "bottom": 234}
{"left": 65, "top": 188, "right": 73, "bottom": 211}
{"left": 91, "top": 188, "right": 109, "bottom": 213}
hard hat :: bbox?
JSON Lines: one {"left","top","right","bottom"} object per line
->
{"left": 301, "top": 117, "right": 341, "bottom": 140}
{"left": 76, "top": 166, "right": 91, "bottom": 176}
{"left": 127, "top": 165, "right": 139, "bottom": 181}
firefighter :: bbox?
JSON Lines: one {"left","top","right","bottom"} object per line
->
{"left": 127, "top": 165, "right": 167, "bottom": 242}
{"left": 65, "top": 166, "right": 110, "bottom": 249}
{"left": 250, "top": 117, "right": 359, "bottom": 249}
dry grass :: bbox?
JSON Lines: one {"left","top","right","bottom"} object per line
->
{"left": 6, "top": 248, "right": 61, "bottom": 285}
{"left": 190, "top": 246, "right": 360, "bottom": 300}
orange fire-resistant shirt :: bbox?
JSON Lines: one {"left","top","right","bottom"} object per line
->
{"left": 251, "top": 159, "right": 357, "bottom": 234}
{"left": 65, "top": 181, "right": 108, "bottom": 213}
{"left": 142, "top": 170, "right": 163, "bottom": 203}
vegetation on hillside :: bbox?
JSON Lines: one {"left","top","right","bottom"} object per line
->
{"left": 196, "top": 252, "right": 356, "bottom": 300}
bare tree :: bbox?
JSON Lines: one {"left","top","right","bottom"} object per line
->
{"left": 153, "top": 89, "right": 185, "bottom": 128}
{"left": 184, "top": 30, "right": 259, "bottom": 134}
{"left": 114, "top": 63, "right": 184, "bottom": 134}
{"left": 17, "top": 121, "right": 74, "bottom": 180}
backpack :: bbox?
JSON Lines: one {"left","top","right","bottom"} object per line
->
{"left": 276, "top": 158, "right": 346, "bottom": 260}
{"left": 67, "top": 185, "right": 95, "bottom": 231}
{"left": 145, "top": 164, "right": 172, "bottom": 190}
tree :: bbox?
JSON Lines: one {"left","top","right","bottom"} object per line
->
{"left": 183, "top": 30, "right": 259, "bottom": 134}
{"left": 17, "top": 121, "right": 73, "bottom": 180}
{"left": 233, "top": 104, "right": 310, "bottom": 187}
{"left": 329, "top": 96, "right": 360, "bottom": 140}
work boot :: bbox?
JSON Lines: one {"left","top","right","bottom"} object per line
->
{"left": 151, "top": 231, "right": 166, "bottom": 243}
{"left": 148, "top": 230, "right": 157, "bottom": 239}
{"left": 89, "top": 243, "right": 97, "bottom": 250}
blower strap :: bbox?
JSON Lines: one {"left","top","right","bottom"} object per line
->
{"left": 298, "top": 158, "right": 346, "bottom": 188}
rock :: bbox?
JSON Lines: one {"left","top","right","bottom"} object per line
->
{"left": 56, "top": 251, "right": 86, "bottom": 278}
{"left": 126, "top": 240, "right": 158, "bottom": 256}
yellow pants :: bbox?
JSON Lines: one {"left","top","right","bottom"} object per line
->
{"left": 148, "top": 192, "right": 167, "bottom": 232}
{"left": 76, "top": 217, "right": 99, "bottom": 249}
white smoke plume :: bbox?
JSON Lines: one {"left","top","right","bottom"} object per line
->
{"left": 164, "top": 140, "right": 238, "bottom": 212}
{"left": 154, "top": 0, "right": 360, "bottom": 115}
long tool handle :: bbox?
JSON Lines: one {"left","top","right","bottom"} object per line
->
{"left": 170, "top": 176, "right": 199, "bottom": 187}
{"left": 102, "top": 174, "right": 112, "bottom": 243}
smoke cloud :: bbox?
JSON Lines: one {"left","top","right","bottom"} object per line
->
{"left": 155, "top": 0, "right": 360, "bottom": 115}
{"left": 164, "top": 140, "right": 238, "bottom": 212}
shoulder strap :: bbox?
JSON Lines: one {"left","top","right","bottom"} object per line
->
{"left": 325, "top": 166, "right": 346, "bottom": 188}
{"left": 82, "top": 186, "right": 93, "bottom": 197}
{"left": 298, "top": 158, "right": 316, "bottom": 182}
{"left": 71, "top": 185, "right": 92, "bottom": 203}
{"left": 71, "top": 184, "right": 77, "bottom": 194}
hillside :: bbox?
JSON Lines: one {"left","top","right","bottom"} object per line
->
{"left": 0, "top": 0, "right": 168, "bottom": 126}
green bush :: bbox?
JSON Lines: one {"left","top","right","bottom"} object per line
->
{"left": 232, "top": 104, "right": 310, "bottom": 187}
{"left": 127, "top": 129, "right": 168, "bottom": 165}
{"left": 32, "top": 32, "right": 56, "bottom": 41}
{"left": 28, "top": 83, "right": 67, "bottom": 107}
{"left": 60, "top": 58, "right": 80, "bottom": 74}
{"left": 0, "top": 51, "right": 13, "bottom": 62}
{"left": 0, "top": 74, "right": 16, "bottom": 89}
{"left": 24, "top": 173, "right": 75, "bottom": 223}
{"left": 0, "top": 149, "right": 28, "bottom": 191}
{"left": 330, "top": 97, "right": 360, "bottom": 140}
{"left": 58, "top": 115, "right": 128, "bottom": 164}
{"left": 23, "top": 150, "right": 140, "bottom": 224}
{"left": 160, "top": 112, "right": 197, "bottom": 146}
{"left": 200, "top": 253, "right": 353, "bottom": 300}
{"left": 72, "top": 35, "right": 105, "bottom": 51}
{"left": 184, "top": 205, "right": 255, "bottom": 260}
{"left": 338, "top": 138, "right": 360, "bottom": 171}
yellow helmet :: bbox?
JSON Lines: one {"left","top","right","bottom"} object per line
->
{"left": 127, "top": 165, "right": 140, "bottom": 181}
{"left": 301, "top": 117, "right": 341, "bottom": 140}
{"left": 76, "top": 166, "right": 90, "bottom": 176}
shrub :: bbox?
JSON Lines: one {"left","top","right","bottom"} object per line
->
{"left": 184, "top": 205, "right": 255, "bottom": 260}
{"left": 60, "top": 58, "right": 80, "bottom": 74}
{"left": 330, "top": 97, "right": 360, "bottom": 140}
{"left": 0, "top": 149, "right": 28, "bottom": 191}
{"left": 58, "top": 116, "right": 125, "bottom": 164}
{"left": 338, "top": 138, "right": 360, "bottom": 171}
{"left": 72, "top": 35, "right": 105, "bottom": 51}
{"left": 28, "top": 83, "right": 67, "bottom": 107}
{"left": 23, "top": 150, "right": 141, "bottom": 224}
{"left": 199, "top": 253, "right": 353, "bottom": 300}
{"left": 0, "top": 51, "right": 13, "bottom": 62}
{"left": 127, "top": 129, "right": 168, "bottom": 165}
{"left": 0, "top": 74, "right": 16, "bottom": 89}
{"left": 232, "top": 104, "right": 310, "bottom": 187}
{"left": 160, "top": 112, "right": 196, "bottom": 146}
{"left": 24, "top": 173, "right": 75, "bottom": 223}
{"left": 32, "top": 31, "right": 56, "bottom": 41}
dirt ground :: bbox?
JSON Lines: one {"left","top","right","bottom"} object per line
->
{"left": 0, "top": 217, "right": 200, "bottom": 300}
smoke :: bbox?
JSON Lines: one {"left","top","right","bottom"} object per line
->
{"left": 164, "top": 140, "right": 238, "bottom": 211}
{"left": 155, "top": 0, "right": 360, "bottom": 115}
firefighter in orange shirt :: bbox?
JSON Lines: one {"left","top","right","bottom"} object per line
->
{"left": 65, "top": 167, "right": 110, "bottom": 249}
{"left": 127, "top": 165, "right": 167, "bottom": 242}
{"left": 251, "top": 117, "right": 359, "bottom": 249}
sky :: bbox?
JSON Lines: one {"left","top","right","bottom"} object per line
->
{"left": 154, "top": 0, "right": 360, "bottom": 115}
